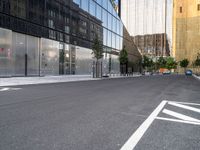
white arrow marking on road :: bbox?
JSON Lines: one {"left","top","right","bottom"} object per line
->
{"left": 168, "top": 102, "right": 200, "bottom": 113}
{"left": 162, "top": 109, "right": 200, "bottom": 122}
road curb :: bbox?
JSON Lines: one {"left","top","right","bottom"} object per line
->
{"left": 102, "top": 75, "right": 142, "bottom": 80}
{"left": 192, "top": 74, "right": 200, "bottom": 81}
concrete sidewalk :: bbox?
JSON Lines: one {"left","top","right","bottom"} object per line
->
{"left": 0, "top": 74, "right": 141, "bottom": 87}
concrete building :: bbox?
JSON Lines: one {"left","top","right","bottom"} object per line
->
{"left": 121, "top": 0, "right": 173, "bottom": 57}
{"left": 173, "top": 0, "right": 200, "bottom": 72}
{"left": 0, "top": 0, "right": 141, "bottom": 77}
{"left": 133, "top": 33, "right": 170, "bottom": 57}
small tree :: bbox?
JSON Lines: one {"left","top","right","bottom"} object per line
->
{"left": 92, "top": 35, "right": 104, "bottom": 78}
{"left": 142, "top": 55, "right": 154, "bottom": 72}
{"left": 157, "top": 57, "right": 167, "bottom": 69}
{"left": 119, "top": 46, "right": 128, "bottom": 75}
{"left": 194, "top": 53, "right": 200, "bottom": 75}
{"left": 142, "top": 55, "right": 149, "bottom": 70}
{"left": 165, "top": 57, "right": 177, "bottom": 71}
{"left": 180, "top": 59, "right": 189, "bottom": 72}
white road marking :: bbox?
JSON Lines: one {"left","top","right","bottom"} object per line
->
{"left": 168, "top": 102, "right": 200, "bottom": 113}
{"left": 162, "top": 109, "right": 200, "bottom": 122}
{"left": 0, "top": 87, "right": 21, "bottom": 92}
{"left": 172, "top": 101, "right": 200, "bottom": 106}
{"left": 0, "top": 88, "right": 10, "bottom": 91}
{"left": 120, "top": 100, "right": 167, "bottom": 150}
{"left": 156, "top": 117, "right": 200, "bottom": 125}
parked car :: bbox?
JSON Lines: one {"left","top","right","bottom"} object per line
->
{"left": 163, "top": 70, "right": 171, "bottom": 75}
{"left": 185, "top": 70, "right": 192, "bottom": 76}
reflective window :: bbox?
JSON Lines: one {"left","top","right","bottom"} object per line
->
{"left": 119, "top": 37, "right": 123, "bottom": 50}
{"left": 108, "top": 1, "right": 112, "bottom": 13}
{"left": 89, "top": 0, "right": 96, "bottom": 16}
{"left": 108, "top": 13, "right": 112, "bottom": 30}
{"left": 112, "top": 33, "right": 116, "bottom": 49}
{"left": 73, "top": 0, "right": 80, "bottom": 6}
{"left": 97, "top": 0, "right": 102, "bottom": 5}
{"left": 81, "top": 0, "right": 89, "bottom": 12}
{"left": 0, "top": 28, "right": 13, "bottom": 76}
{"left": 112, "top": 17, "right": 117, "bottom": 32}
{"left": 103, "top": 28, "right": 107, "bottom": 46}
{"left": 116, "top": 35, "right": 120, "bottom": 50}
{"left": 116, "top": 20, "right": 119, "bottom": 35}
{"left": 120, "top": 22, "right": 123, "bottom": 36}
{"left": 65, "top": 26, "right": 70, "bottom": 34}
{"left": 102, "top": 0, "right": 108, "bottom": 10}
{"left": 102, "top": 9, "right": 107, "bottom": 27}
{"left": 107, "top": 30, "right": 111, "bottom": 47}
{"left": 96, "top": 4, "right": 102, "bottom": 20}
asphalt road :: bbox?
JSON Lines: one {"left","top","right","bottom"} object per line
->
{"left": 0, "top": 75, "right": 200, "bottom": 150}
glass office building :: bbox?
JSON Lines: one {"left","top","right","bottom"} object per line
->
{"left": 0, "top": 0, "right": 141, "bottom": 77}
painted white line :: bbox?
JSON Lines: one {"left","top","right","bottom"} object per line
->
{"left": 120, "top": 100, "right": 167, "bottom": 150}
{"left": 171, "top": 101, "right": 200, "bottom": 106}
{"left": 0, "top": 88, "right": 10, "bottom": 91}
{"left": 0, "top": 87, "right": 21, "bottom": 92}
{"left": 156, "top": 117, "right": 200, "bottom": 125}
{"left": 162, "top": 109, "right": 200, "bottom": 122}
{"left": 168, "top": 102, "right": 200, "bottom": 113}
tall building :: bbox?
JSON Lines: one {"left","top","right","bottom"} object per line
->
{"left": 133, "top": 33, "right": 170, "bottom": 57}
{"left": 0, "top": 0, "right": 141, "bottom": 77}
{"left": 121, "top": 0, "right": 173, "bottom": 56}
{"left": 173, "top": 0, "right": 200, "bottom": 71}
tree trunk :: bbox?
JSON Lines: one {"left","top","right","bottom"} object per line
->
{"left": 96, "top": 61, "right": 98, "bottom": 78}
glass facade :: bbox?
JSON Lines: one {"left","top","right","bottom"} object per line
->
{"left": 0, "top": 0, "right": 141, "bottom": 76}
{"left": 0, "top": 28, "right": 12, "bottom": 76}
{"left": 73, "top": 0, "right": 123, "bottom": 51}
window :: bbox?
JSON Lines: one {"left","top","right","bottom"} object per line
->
{"left": 180, "top": 6, "right": 182, "bottom": 13}
{"left": 89, "top": 1, "right": 96, "bottom": 16}
{"left": 80, "top": 20, "right": 87, "bottom": 26}
{"left": 48, "top": 19, "right": 54, "bottom": 29}
{"left": 102, "top": 0, "right": 108, "bottom": 9}
{"left": 107, "top": 30, "right": 111, "bottom": 47}
{"left": 73, "top": 0, "right": 80, "bottom": 6}
{"left": 59, "top": 33, "right": 63, "bottom": 41}
{"left": 103, "top": 28, "right": 107, "bottom": 46}
{"left": 49, "top": 30, "right": 56, "bottom": 39}
{"left": 198, "top": 4, "right": 200, "bottom": 11}
{"left": 97, "top": 0, "right": 102, "bottom": 5}
{"left": 112, "top": 17, "right": 117, "bottom": 32}
{"left": 96, "top": 4, "right": 102, "bottom": 20}
{"left": 112, "top": 33, "right": 116, "bottom": 49}
{"left": 81, "top": 0, "right": 89, "bottom": 12}
{"left": 65, "top": 26, "right": 70, "bottom": 33}
{"left": 102, "top": 9, "right": 107, "bottom": 27}
{"left": 65, "top": 35, "right": 70, "bottom": 43}
{"left": 108, "top": 13, "right": 112, "bottom": 30}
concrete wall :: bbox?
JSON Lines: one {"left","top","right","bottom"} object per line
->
{"left": 173, "top": 0, "right": 200, "bottom": 72}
